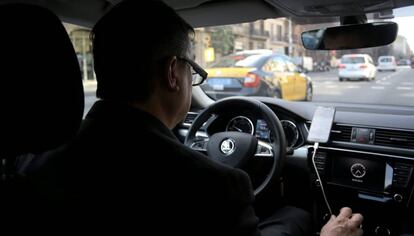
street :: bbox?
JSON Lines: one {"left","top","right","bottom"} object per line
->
{"left": 309, "top": 66, "right": 414, "bottom": 106}
{"left": 83, "top": 66, "right": 414, "bottom": 115}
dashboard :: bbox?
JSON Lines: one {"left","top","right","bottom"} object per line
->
{"left": 225, "top": 116, "right": 300, "bottom": 150}
{"left": 177, "top": 98, "right": 414, "bottom": 235}
{"left": 204, "top": 110, "right": 306, "bottom": 151}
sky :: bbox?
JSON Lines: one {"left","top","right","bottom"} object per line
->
{"left": 393, "top": 6, "right": 414, "bottom": 50}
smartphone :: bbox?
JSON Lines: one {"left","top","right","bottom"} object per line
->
{"left": 307, "top": 106, "right": 336, "bottom": 143}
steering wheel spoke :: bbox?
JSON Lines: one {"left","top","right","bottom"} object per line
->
{"left": 255, "top": 140, "right": 274, "bottom": 158}
{"left": 189, "top": 138, "right": 209, "bottom": 152}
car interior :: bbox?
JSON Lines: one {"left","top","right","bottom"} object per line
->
{"left": 1, "top": 0, "right": 413, "bottom": 235}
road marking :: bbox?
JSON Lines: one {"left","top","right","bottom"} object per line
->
{"left": 396, "top": 87, "right": 413, "bottom": 90}
{"left": 346, "top": 85, "right": 360, "bottom": 89}
{"left": 401, "top": 82, "right": 414, "bottom": 85}
{"left": 323, "top": 81, "right": 334, "bottom": 84}
{"left": 376, "top": 81, "right": 391, "bottom": 85}
{"left": 371, "top": 86, "right": 385, "bottom": 90}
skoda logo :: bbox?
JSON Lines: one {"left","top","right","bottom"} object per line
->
{"left": 220, "top": 139, "right": 235, "bottom": 155}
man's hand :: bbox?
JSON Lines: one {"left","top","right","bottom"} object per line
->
{"left": 320, "top": 207, "right": 363, "bottom": 236}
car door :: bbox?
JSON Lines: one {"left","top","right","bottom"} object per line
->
{"left": 285, "top": 59, "right": 307, "bottom": 100}
{"left": 266, "top": 56, "right": 294, "bottom": 99}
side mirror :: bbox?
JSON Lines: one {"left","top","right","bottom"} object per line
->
{"left": 301, "top": 22, "right": 398, "bottom": 50}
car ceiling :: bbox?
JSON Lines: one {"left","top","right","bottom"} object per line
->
{"left": 1, "top": 0, "right": 413, "bottom": 27}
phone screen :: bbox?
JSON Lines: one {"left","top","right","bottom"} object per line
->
{"left": 307, "top": 106, "right": 335, "bottom": 143}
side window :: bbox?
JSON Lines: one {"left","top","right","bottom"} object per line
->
{"left": 263, "top": 60, "right": 274, "bottom": 73}
{"left": 64, "top": 23, "right": 97, "bottom": 116}
{"left": 285, "top": 60, "right": 297, "bottom": 72}
{"left": 267, "top": 57, "right": 287, "bottom": 72}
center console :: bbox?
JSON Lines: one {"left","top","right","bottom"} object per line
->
{"left": 309, "top": 146, "right": 414, "bottom": 235}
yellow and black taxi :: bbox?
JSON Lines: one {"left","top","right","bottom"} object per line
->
{"left": 201, "top": 53, "right": 313, "bottom": 101}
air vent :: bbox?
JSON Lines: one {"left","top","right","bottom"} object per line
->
{"left": 183, "top": 112, "right": 198, "bottom": 126}
{"left": 313, "top": 151, "right": 327, "bottom": 176}
{"left": 305, "top": 123, "right": 352, "bottom": 142}
{"left": 392, "top": 163, "right": 413, "bottom": 188}
{"left": 374, "top": 129, "right": 414, "bottom": 150}
{"left": 330, "top": 125, "right": 352, "bottom": 142}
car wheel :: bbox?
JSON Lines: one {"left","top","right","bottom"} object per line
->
{"left": 339, "top": 77, "right": 344, "bottom": 82}
{"left": 305, "top": 84, "right": 313, "bottom": 101}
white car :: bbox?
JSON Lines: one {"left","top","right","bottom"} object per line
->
{"left": 377, "top": 56, "right": 397, "bottom": 72}
{"left": 338, "top": 54, "right": 377, "bottom": 81}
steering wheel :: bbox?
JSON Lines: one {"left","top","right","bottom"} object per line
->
{"left": 185, "top": 97, "right": 286, "bottom": 196}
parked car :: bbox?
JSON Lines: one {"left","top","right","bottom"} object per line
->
{"left": 201, "top": 53, "right": 313, "bottom": 101}
{"left": 313, "top": 61, "right": 330, "bottom": 72}
{"left": 377, "top": 55, "right": 397, "bottom": 72}
{"left": 338, "top": 54, "right": 376, "bottom": 81}
{"left": 397, "top": 59, "right": 411, "bottom": 66}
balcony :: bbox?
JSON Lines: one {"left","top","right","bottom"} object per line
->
{"left": 270, "top": 34, "right": 302, "bottom": 45}
{"left": 233, "top": 26, "right": 248, "bottom": 36}
{"left": 249, "top": 28, "right": 270, "bottom": 39}
{"left": 270, "top": 34, "right": 287, "bottom": 43}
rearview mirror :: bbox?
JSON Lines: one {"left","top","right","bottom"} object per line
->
{"left": 301, "top": 22, "right": 398, "bottom": 50}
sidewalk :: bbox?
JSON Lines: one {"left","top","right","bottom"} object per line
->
{"left": 83, "top": 80, "right": 97, "bottom": 93}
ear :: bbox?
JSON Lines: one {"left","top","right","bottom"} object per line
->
{"left": 165, "top": 56, "right": 180, "bottom": 92}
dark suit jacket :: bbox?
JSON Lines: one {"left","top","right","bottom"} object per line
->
{"left": 27, "top": 100, "right": 262, "bottom": 235}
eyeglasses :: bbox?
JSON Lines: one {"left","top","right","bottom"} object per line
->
{"left": 177, "top": 57, "right": 208, "bottom": 86}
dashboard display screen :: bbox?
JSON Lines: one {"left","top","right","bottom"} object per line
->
{"left": 255, "top": 119, "right": 270, "bottom": 140}
{"left": 331, "top": 156, "right": 386, "bottom": 192}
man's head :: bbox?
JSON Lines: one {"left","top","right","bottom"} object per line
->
{"left": 92, "top": 0, "right": 199, "bottom": 127}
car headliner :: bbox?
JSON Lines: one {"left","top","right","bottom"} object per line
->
{"left": 0, "top": 0, "right": 412, "bottom": 28}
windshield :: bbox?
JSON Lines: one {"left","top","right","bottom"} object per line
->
{"left": 193, "top": 6, "right": 414, "bottom": 107}
{"left": 341, "top": 57, "right": 365, "bottom": 64}
{"left": 379, "top": 57, "right": 394, "bottom": 62}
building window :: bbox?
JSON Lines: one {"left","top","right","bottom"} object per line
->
{"left": 271, "top": 23, "right": 274, "bottom": 39}
{"left": 258, "top": 42, "right": 265, "bottom": 49}
{"left": 277, "top": 25, "right": 282, "bottom": 41}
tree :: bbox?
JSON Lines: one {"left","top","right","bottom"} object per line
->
{"left": 210, "top": 26, "right": 234, "bottom": 56}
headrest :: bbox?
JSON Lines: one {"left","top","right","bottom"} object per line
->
{"left": 0, "top": 4, "right": 84, "bottom": 157}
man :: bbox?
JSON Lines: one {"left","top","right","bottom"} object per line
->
{"left": 28, "top": 1, "right": 363, "bottom": 235}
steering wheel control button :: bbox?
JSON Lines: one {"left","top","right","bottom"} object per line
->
{"left": 190, "top": 139, "right": 208, "bottom": 152}
{"left": 375, "top": 226, "right": 391, "bottom": 236}
{"left": 220, "top": 138, "right": 236, "bottom": 155}
{"left": 351, "top": 163, "right": 366, "bottom": 178}
{"left": 254, "top": 141, "right": 273, "bottom": 158}
{"left": 393, "top": 194, "right": 403, "bottom": 203}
